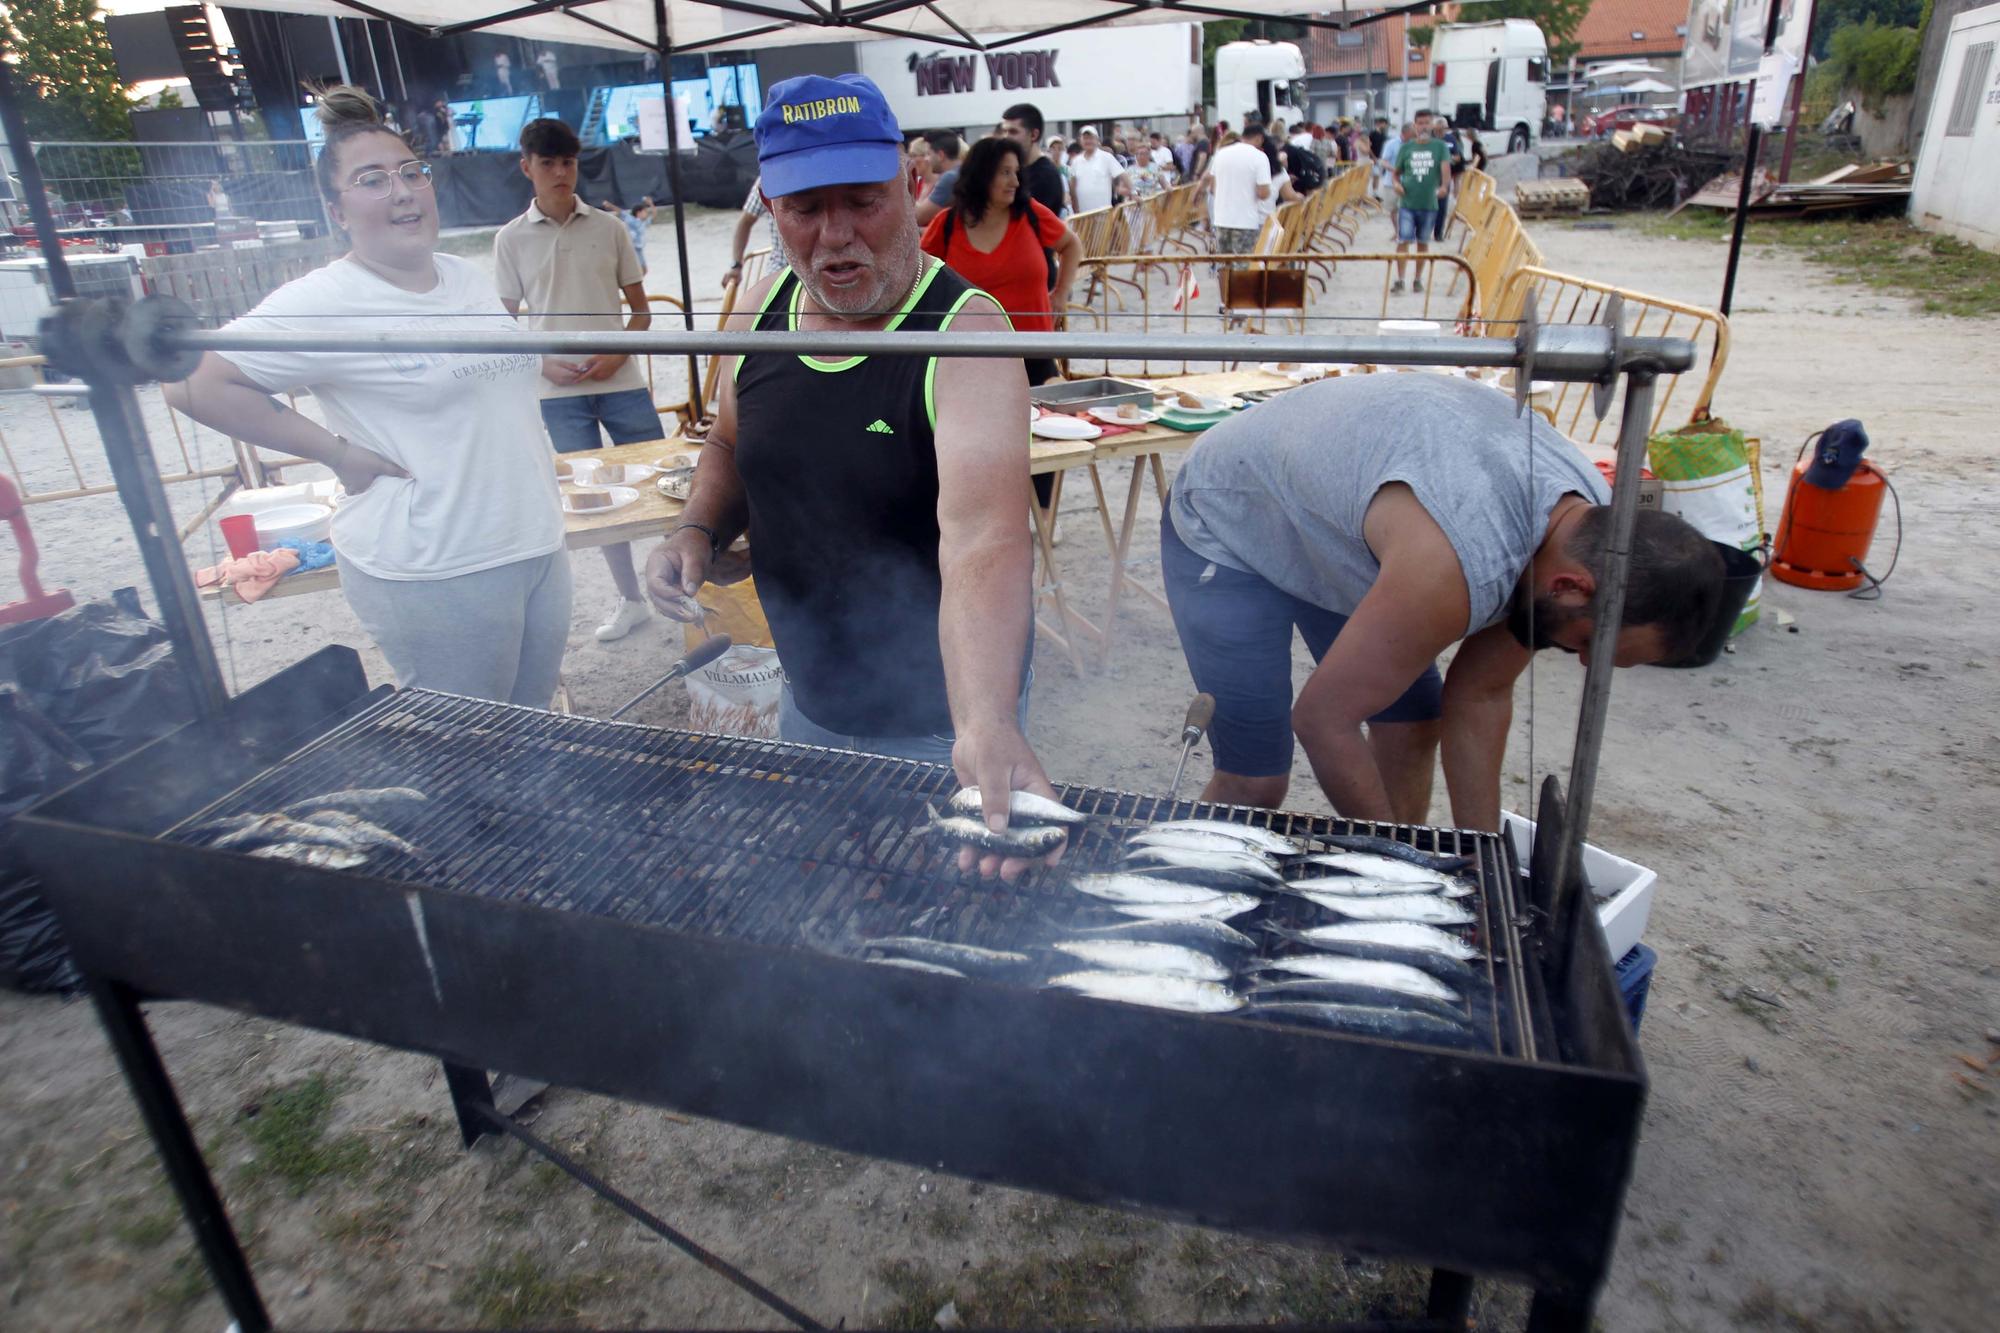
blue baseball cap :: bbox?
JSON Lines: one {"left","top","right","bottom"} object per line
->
{"left": 755, "top": 74, "right": 903, "bottom": 198}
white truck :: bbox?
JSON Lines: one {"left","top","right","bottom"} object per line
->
{"left": 1212, "top": 40, "right": 1306, "bottom": 130}
{"left": 1427, "top": 19, "right": 1549, "bottom": 153}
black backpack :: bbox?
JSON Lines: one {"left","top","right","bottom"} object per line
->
{"left": 1287, "top": 145, "right": 1324, "bottom": 192}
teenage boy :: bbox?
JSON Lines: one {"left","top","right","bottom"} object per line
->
{"left": 495, "top": 118, "right": 658, "bottom": 642}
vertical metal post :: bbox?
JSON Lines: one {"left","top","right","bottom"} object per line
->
{"left": 1552, "top": 370, "right": 1658, "bottom": 902}
{"left": 328, "top": 15, "right": 353, "bottom": 86}
{"left": 87, "top": 978, "right": 272, "bottom": 1333}
{"left": 1719, "top": 0, "right": 1791, "bottom": 316}
{"left": 1427, "top": 1267, "right": 1475, "bottom": 1324}
{"left": 1775, "top": 0, "right": 1821, "bottom": 184}
{"left": 89, "top": 380, "right": 230, "bottom": 719}
{"left": 0, "top": 62, "right": 76, "bottom": 300}
{"left": 655, "top": 0, "right": 705, "bottom": 420}
{"left": 441, "top": 1061, "right": 498, "bottom": 1148}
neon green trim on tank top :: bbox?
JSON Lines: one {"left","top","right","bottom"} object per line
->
{"left": 730, "top": 267, "right": 794, "bottom": 384}
{"left": 925, "top": 287, "right": 998, "bottom": 433}
{"left": 787, "top": 260, "right": 946, "bottom": 372}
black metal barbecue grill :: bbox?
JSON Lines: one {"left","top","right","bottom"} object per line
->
{"left": 20, "top": 648, "right": 1642, "bottom": 1332}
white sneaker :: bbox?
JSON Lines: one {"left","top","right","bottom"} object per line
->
{"left": 595, "top": 599, "right": 651, "bottom": 642}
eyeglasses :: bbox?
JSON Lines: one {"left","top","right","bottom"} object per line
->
{"left": 343, "top": 161, "right": 434, "bottom": 199}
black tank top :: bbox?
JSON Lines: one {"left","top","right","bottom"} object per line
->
{"left": 734, "top": 259, "right": 990, "bottom": 737}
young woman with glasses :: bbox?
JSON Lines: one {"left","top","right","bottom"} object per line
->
{"left": 165, "top": 86, "right": 570, "bottom": 705}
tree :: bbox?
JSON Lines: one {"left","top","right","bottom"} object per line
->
{"left": 1, "top": 0, "right": 137, "bottom": 143}
{"left": 1809, "top": 0, "right": 1923, "bottom": 58}
{"left": 1418, "top": 0, "right": 1594, "bottom": 63}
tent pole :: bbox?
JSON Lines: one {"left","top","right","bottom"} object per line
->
{"left": 0, "top": 64, "right": 75, "bottom": 300}
{"left": 656, "top": 0, "right": 704, "bottom": 420}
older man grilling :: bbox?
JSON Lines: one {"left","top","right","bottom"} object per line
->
{"left": 645, "top": 74, "right": 1054, "bottom": 879}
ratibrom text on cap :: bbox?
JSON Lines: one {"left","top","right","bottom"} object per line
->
{"left": 781, "top": 96, "right": 864, "bottom": 123}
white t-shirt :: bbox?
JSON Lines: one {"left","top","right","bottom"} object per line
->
{"left": 1069, "top": 147, "right": 1125, "bottom": 212}
{"left": 1149, "top": 145, "right": 1174, "bottom": 169}
{"left": 220, "top": 254, "right": 564, "bottom": 581}
{"left": 1208, "top": 140, "right": 1273, "bottom": 231}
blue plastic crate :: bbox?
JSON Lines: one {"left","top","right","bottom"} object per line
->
{"left": 1616, "top": 943, "right": 1656, "bottom": 1032}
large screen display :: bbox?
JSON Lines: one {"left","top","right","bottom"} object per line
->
{"left": 446, "top": 94, "right": 542, "bottom": 152}
{"left": 598, "top": 65, "right": 761, "bottom": 144}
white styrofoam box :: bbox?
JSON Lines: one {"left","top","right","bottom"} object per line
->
{"left": 1500, "top": 811, "right": 1659, "bottom": 963}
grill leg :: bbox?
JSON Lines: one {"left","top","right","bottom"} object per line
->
{"left": 1525, "top": 1287, "right": 1593, "bottom": 1333}
{"left": 1426, "top": 1267, "right": 1474, "bottom": 1326}
{"left": 86, "top": 978, "right": 271, "bottom": 1333}
{"left": 441, "top": 1061, "right": 497, "bottom": 1148}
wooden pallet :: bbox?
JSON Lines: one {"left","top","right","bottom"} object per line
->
{"left": 1514, "top": 178, "right": 1590, "bottom": 218}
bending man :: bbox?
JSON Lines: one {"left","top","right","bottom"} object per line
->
{"left": 1162, "top": 374, "right": 1725, "bottom": 832}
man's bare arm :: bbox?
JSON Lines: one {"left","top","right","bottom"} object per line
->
{"left": 932, "top": 299, "right": 1055, "bottom": 878}
{"left": 1291, "top": 487, "right": 1469, "bottom": 821}
{"left": 1439, "top": 623, "right": 1532, "bottom": 833}
{"left": 643, "top": 277, "right": 768, "bottom": 611}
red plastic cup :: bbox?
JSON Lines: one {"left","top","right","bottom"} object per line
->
{"left": 218, "top": 513, "right": 260, "bottom": 559}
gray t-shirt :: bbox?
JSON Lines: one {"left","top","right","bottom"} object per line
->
{"left": 1170, "top": 374, "right": 1610, "bottom": 637}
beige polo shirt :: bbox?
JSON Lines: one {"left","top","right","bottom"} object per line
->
{"left": 493, "top": 197, "right": 647, "bottom": 400}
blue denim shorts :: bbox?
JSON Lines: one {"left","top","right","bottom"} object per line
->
{"left": 1161, "top": 503, "right": 1443, "bottom": 778}
{"left": 1396, "top": 207, "right": 1436, "bottom": 243}
{"left": 540, "top": 387, "right": 664, "bottom": 453}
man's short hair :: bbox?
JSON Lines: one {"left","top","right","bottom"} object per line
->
{"left": 1000, "top": 102, "right": 1044, "bottom": 140}
{"left": 1567, "top": 507, "right": 1728, "bottom": 665}
{"left": 924, "top": 130, "right": 961, "bottom": 161}
{"left": 520, "top": 117, "right": 580, "bottom": 158}
{"left": 1241, "top": 120, "right": 1266, "bottom": 140}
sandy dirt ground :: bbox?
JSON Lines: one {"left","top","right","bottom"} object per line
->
{"left": 2, "top": 185, "right": 1996, "bottom": 1331}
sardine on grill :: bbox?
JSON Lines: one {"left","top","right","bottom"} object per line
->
{"left": 1062, "top": 916, "right": 1259, "bottom": 954}
{"left": 1141, "top": 819, "right": 1305, "bottom": 856}
{"left": 245, "top": 842, "right": 368, "bottom": 870}
{"left": 924, "top": 808, "right": 1068, "bottom": 857}
{"left": 947, "top": 787, "right": 1088, "bottom": 826}
{"left": 1293, "top": 891, "right": 1476, "bottom": 926}
{"left": 1318, "top": 834, "right": 1475, "bottom": 873}
{"left": 1283, "top": 875, "right": 1470, "bottom": 899}
{"left": 202, "top": 812, "right": 376, "bottom": 853}
{"left": 861, "top": 937, "right": 1035, "bottom": 976}
{"left": 1298, "top": 852, "right": 1471, "bottom": 886}
{"left": 1264, "top": 919, "right": 1483, "bottom": 961}
{"left": 1070, "top": 873, "right": 1236, "bottom": 905}
{"left": 1120, "top": 845, "right": 1283, "bottom": 885}
{"left": 1251, "top": 955, "right": 1461, "bottom": 1004}
{"left": 1047, "top": 970, "right": 1244, "bottom": 1013}
{"left": 1111, "top": 894, "right": 1260, "bottom": 922}
{"left": 1050, "top": 940, "right": 1230, "bottom": 981}
{"left": 278, "top": 786, "right": 428, "bottom": 817}
{"left": 1246, "top": 1002, "right": 1479, "bottom": 1047}
{"left": 290, "top": 810, "right": 418, "bottom": 857}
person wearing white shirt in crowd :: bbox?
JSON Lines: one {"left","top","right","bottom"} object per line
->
{"left": 1148, "top": 132, "right": 1175, "bottom": 173}
{"left": 165, "top": 86, "right": 569, "bottom": 705}
{"left": 1197, "top": 123, "right": 1272, "bottom": 254}
{"left": 1067, "top": 125, "right": 1127, "bottom": 213}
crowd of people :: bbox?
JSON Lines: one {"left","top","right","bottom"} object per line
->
{"left": 163, "top": 76, "right": 1722, "bottom": 860}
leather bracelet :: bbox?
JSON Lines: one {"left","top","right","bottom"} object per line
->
{"left": 671, "top": 521, "right": 721, "bottom": 556}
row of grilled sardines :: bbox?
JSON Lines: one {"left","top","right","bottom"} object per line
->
{"left": 899, "top": 795, "right": 1492, "bottom": 1049}
{"left": 187, "top": 786, "right": 429, "bottom": 869}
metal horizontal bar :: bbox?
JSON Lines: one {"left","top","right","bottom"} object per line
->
{"left": 169, "top": 327, "right": 1697, "bottom": 381}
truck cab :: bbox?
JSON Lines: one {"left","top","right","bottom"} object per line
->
{"left": 1213, "top": 40, "right": 1307, "bottom": 130}
{"left": 1428, "top": 19, "right": 1549, "bottom": 153}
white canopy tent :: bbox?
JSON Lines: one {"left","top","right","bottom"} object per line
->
{"left": 1583, "top": 61, "right": 1665, "bottom": 82}
{"left": 229, "top": 1, "right": 1417, "bottom": 55}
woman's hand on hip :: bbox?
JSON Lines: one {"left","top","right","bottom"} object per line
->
{"left": 333, "top": 439, "right": 409, "bottom": 496}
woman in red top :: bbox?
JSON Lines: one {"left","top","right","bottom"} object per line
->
{"left": 921, "top": 136, "right": 1081, "bottom": 389}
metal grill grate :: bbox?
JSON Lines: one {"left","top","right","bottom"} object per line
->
{"left": 170, "top": 690, "right": 1543, "bottom": 1060}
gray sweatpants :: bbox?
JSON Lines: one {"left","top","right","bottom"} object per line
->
{"left": 340, "top": 551, "right": 572, "bottom": 706}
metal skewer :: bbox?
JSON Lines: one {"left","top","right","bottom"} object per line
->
{"left": 1167, "top": 693, "right": 1215, "bottom": 803}
{"left": 611, "top": 634, "right": 733, "bottom": 721}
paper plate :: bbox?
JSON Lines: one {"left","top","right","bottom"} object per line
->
{"left": 1088, "top": 405, "right": 1162, "bottom": 426}
{"left": 1031, "top": 416, "right": 1102, "bottom": 441}
{"left": 586, "top": 463, "right": 658, "bottom": 486}
{"left": 1259, "top": 361, "right": 1330, "bottom": 382}
{"left": 561, "top": 485, "right": 640, "bottom": 516}
{"left": 1160, "top": 394, "right": 1245, "bottom": 413}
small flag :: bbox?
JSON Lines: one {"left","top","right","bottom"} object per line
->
{"left": 1171, "top": 263, "right": 1200, "bottom": 312}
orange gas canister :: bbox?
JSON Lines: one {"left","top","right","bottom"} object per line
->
{"left": 1771, "top": 458, "right": 1888, "bottom": 590}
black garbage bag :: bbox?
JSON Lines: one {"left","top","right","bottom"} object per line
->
{"left": 0, "top": 590, "right": 194, "bottom": 993}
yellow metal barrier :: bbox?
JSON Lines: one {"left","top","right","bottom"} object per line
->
{"left": 1490, "top": 266, "right": 1731, "bottom": 443}
{"left": 1060, "top": 251, "right": 1480, "bottom": 379}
